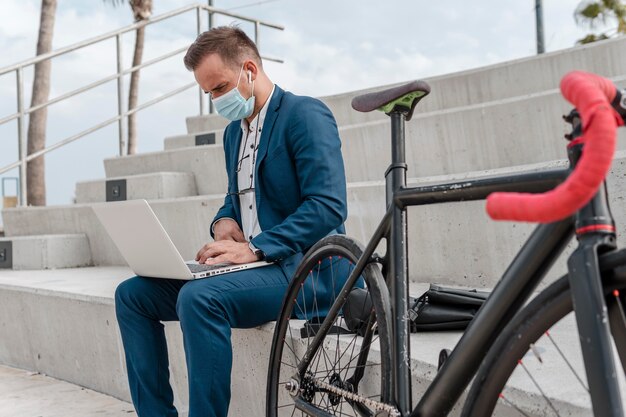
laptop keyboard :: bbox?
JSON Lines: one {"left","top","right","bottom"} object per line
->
{"left": 186, "top": 263, "right": 230, "bottom": 273}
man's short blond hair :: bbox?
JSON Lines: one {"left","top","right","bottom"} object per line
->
{"left": 184, "top": 26, "right": 262, "bottom": 71}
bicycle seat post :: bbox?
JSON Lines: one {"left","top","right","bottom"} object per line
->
{"left": 388, "top": 109, "right": 413, "bottom": 414}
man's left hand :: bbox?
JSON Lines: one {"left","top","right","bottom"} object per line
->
{"left": 197, "top": 241, "right": 259, "bottom": 265}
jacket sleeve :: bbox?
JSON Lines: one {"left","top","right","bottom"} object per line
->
{"left": 250, "top": 98, "right": 347, "bottom": 261}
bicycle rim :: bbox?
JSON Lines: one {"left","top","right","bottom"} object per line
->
{"left": 266, "top": 235, "right": 393, "bottom": 417}
{"left": 462, "top": 254, "right": 626, "bottom": 416}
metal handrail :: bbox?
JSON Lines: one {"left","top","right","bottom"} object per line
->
{"left": 0, "top": 2, "right": 284, "bottom": 205}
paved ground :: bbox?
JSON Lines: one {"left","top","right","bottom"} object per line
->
{"left": 0, "top": 364, "right": 136, "bottom": 417}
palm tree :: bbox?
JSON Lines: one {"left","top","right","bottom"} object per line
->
{"left": 105, "top": 0, "right": 153, "bottom": 155}
{"left": 26, "top": 0, "right": 58, "bottom": 206}
{"left": 574, "top": 0, "right": 626, "bottom": 44}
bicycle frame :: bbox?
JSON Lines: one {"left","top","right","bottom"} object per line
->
{"left": 295, "top": 111, "right": 625, "bottom": 417}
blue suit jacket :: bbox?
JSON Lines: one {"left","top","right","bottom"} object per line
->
{"left": 211, "top": 85, "right": 348, "bottom": 297}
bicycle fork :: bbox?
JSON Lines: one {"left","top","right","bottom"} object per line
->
{"left": 567, "top": 142, "right": 624, "bottom": 416}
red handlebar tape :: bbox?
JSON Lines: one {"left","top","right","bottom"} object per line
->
{"left": 486, "top": 71, "right": 624, "bottom": 222}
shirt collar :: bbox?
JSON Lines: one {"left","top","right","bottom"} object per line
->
{"left": 240, "top": 84, "right": 276, "bottom": 133}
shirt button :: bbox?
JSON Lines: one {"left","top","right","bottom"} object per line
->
{"left": 249, "top": 235, "right": 253, "bottom": 240}
{"left": 250, "top": 174, "right": 253, "bottom": 178}
{"left": 249, "top": 204, "right": 253, "bottom": 209}
{"left": 250, "top": 144, "right": 254, "bottom": 149}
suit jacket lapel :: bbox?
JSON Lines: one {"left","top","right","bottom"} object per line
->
{"left": 228, "top": 125, "right": 243, "bottom": 193}
{"left": 255, "top": 86, "right": 283, "bottom": 180}
{"left": 224, "top": 123, "right": 242, "bottom": 223}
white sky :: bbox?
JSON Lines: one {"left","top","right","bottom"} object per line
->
{"left": 0, "top": 0, "right": 613, "bottom": 210}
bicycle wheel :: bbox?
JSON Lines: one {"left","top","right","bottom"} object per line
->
{"left": 462, "top": 248, "right": 626, "bottom": 417}
{"left": 266, "top": 235, "right": 393, "bottom": 417}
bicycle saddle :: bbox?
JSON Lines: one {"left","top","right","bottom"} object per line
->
{"left": 351, "top": 80, "right": 431, "bottom": 121}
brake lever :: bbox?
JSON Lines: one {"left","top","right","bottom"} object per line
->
{"left": 563, "top": 108, "right": 582, "bottom": 141}
{"left": 611, "top": 87, "right": 626, "bottom": 124}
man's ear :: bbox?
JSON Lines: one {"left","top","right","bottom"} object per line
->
{"left": 244, "top": 61, "right": 258, "bottom": 82}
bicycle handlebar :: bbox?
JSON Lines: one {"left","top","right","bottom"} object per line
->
{"left": 486, "top": 71, "right": 625, "bottom": 223}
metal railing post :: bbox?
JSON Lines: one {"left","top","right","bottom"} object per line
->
{"left": 208, "top": 0, "right": 214, "bottom": 29}
{"left": 208, "top": 0, "right": 215, "bottom": 114}
{"left": 16, "top": 68, "right": 27, "bottom": 206}
{"left": 196, "top": 7, "right": 205, "bottom": 116}
{"left": 115, "top": 34, "right": 127, "bottom": 156}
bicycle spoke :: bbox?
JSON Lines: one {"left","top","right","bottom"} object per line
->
{"left": 285, "top": 324, "right": 301, "bottom": 365}
{"left": 544, "top": 330, "right": 589, "bottom": 392}
{"left": 517, "top": 359, "right": 561, "bottom": 416}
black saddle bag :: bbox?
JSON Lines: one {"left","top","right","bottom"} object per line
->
{"left": 408, "top": 284, "right": 489, "bottom": 331}
{"left": 300, "top": 284, "right": 489, "bottom": 338}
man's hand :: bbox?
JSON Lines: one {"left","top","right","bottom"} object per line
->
{"left": 196, "top": 240, "right": 260, "bottom": 265}
{"left": 213, "top": 218, "right": 246, "bottom": 242}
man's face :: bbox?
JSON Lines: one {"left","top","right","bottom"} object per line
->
{"left": 193, "top": 53, "right": 241, "bottom": 100}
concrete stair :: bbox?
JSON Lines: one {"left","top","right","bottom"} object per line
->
{"left": 114, "top": 90, "right": 626, "bottom": 193}
{"left": 0, "top": 234, "right": 92, "bottom": 270}
{"left": 185, "top": 113, "right": 230, "bottom": 134}
{"left": 75, "top": 172, "right": 198, "bottom": 204}
{"left": 103, "top": 146, "right": 227, "bottom": 196}
{"left": 163, "top": 129, "right": 225, "bottom": 151}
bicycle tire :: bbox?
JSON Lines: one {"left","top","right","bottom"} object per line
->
{"left": 462, "top": 248, "right": 626, "bottom": 416}
{"left": 266, "top": 235, "right": 393, "bottom": 417}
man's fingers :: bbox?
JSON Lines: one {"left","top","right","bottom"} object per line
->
{"left": 204, "top": 254, "right": 230, "bottom": 265}
{"left": 198, "top": 243, "right": 224, "bottom": 265}
{"left": 195, "top": 243, "right": 211, "bottom": 261}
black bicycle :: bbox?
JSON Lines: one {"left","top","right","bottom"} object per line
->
{"left": 266, "top": 71, "right": 626, "bottom": 416}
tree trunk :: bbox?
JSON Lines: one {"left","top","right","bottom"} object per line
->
{"left": 26, "top": 0, "right": 57, "bottom": 206}
{"left": 127, "top": 24, "right": 145, "bottom": 155}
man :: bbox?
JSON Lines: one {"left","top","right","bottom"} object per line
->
{"left": 114, "top": 26, "right": 348, "bottom": 417}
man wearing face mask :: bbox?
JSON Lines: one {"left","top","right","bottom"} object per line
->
{"left": 114, "top": 26, "right": 347, "bottom": 417}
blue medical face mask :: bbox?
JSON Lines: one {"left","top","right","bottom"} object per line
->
{"left": 211, "top": 66, "right": 255, "bottom": 121}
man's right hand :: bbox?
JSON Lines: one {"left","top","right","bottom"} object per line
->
{"left": 213, "top": 218, "right": 246, "bottom": 242}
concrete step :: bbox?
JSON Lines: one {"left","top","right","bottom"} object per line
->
{"left": 186, "top": 37, "right": 626, "bottom": 132}
{"left": 8, "top": 155, "right": 626, "bottom": 287}
{"left": 2, "top": 196, "right": 225, "bottom": 267}
{"left": 0, "top": 270, "right": 604, "bottom": 416}
{"left": 103, "top": 146, "right": 227, "bottom": 196}
{"left": 115, "top": 88, "right": 626, "bottom": 187}
{"left": 186, "top": 113, "right": 230, "bottom": 134}
{"left": 323, "top": 38, "right": 626, "bottom": 128}
{"left": 0, "top": 364, "right": 136, "bottom": 417}
{"left": 0, "top": 234, "right": 92, "bottom": 270}
{"left": 338, "top": 90, "right": 626, "bottom": 182}
{"left": 75, "top": 172, "right": 198, "bottom": 204}
{"left": 163, "top": 129, "right": 225, "bottom": 151}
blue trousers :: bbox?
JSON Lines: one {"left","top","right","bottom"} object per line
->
{"left": 114, "top": 264, "right": 289, "bottom": 417}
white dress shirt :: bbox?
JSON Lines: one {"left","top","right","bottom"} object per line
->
{"left": 236, "top": 85, "right": 275, "bottom": 242}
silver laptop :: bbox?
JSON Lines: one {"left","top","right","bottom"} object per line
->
{"left": 92, "top": 199, "right": 273, "bottom": 280}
